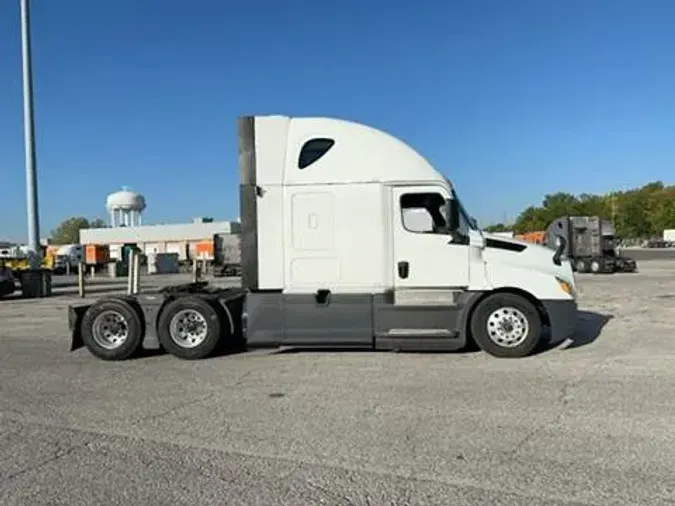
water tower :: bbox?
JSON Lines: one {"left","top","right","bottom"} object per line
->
{"left": 106, "top": 187, "right": 146, "bottom": 227}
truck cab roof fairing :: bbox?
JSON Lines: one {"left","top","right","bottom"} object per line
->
{"left": 284, "top": 117, "right": 447, "bottom": 185}
{"left": 240, "top": 115, "right": 449, "bottom": 187}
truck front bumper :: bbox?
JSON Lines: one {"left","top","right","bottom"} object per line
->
{"left": 616, "top": 256, "right": 637, "bottom": 272}
{"left": 541, "top": 298, "right": 578, "bottom": 344}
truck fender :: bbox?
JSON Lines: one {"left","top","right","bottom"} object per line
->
{"left": 216, "top": 291, "right": 246, "bottom": 341}
{"left": 68, "top": 304, "right": 90, "bottom": 351}
{"left": 68, "top": 295, "right": 147, "bottom": 352}
{"left": 215, "top": 299, "right": 235, "bottom": 335}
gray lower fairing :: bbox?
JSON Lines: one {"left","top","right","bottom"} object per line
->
{"left": 244, "top": 290, "right": 577, "bottom": 350}
{"left": 244, "top": 290, "right": 485, "bottom": 351}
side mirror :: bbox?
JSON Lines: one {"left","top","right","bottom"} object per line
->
{"left": 552, "top": 235, "right": 566, "bottom": 266}
{"left": 445, "top": 199, "right": 460, "bottom": 231}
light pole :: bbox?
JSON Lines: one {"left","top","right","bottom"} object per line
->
{"left": 20, "top": 0, "right": 41, "bottom": 268}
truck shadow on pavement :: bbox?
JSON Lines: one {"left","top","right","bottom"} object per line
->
{"left": 536, "top": 310, "right": 614, "bottom": 354}
{"left": 127, "top": 310, "right": 614, "bottom": 361}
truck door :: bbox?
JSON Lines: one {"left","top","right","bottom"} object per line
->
{"left": 391, "top": 186, "right": 470, "bottom": 292}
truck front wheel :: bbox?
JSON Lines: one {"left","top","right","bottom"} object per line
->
{"left": 157, "top": 297, "right": 222, "bottom": 360}
{"left": 470, "top": 293, "right": 542, "bottom": 358}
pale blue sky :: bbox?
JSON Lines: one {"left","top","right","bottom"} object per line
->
{"left": 1, "top": 0, "right": 674, "bottom": 241}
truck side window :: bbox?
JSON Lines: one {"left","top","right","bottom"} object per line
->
{"left": 298, "top": 138, "right": 335, "bottom": 169}
{"left": 400, "top": 193, "right": 447, "bottom": 234}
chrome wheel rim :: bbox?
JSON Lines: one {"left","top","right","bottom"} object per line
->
{"left": 486, "top": 307, "right": 529, "bottom": 348}
{"left": 169, "top": 309, "right": 208, "bottom": 348}
{"left": 92, "top": 310, "right": 129, "bottom": 350}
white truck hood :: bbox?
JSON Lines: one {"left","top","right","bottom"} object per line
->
{"left": 480, "top": 232, "right": 576, "bottom": 287}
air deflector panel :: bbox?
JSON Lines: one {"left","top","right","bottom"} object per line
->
{"left": 238, "top": 116, "right": 259, "bottom": 290}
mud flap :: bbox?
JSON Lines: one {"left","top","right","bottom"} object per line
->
{"left": 68, "top": 304, "right": 90, "bottom": 351}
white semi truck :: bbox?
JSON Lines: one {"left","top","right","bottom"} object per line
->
{"left": 68, "top": 115, "right": 578, "bottom": 360}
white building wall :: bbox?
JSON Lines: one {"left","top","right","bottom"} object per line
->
{"left": 79, "top": 221, "right": 241, "bottom": 245}
{"left": 491, "top": 231, "right": 515, "bottom": 238}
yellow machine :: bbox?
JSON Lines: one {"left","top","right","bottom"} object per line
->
{"left": 0, "top": 245, "right": 55, "bottom": 273}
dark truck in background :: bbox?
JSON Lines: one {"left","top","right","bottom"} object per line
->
{"left": 212, "top": 233, "right": 242, "bottom": 277}
{"left": 545, "top": 215, "right": 637, "bottom": 274}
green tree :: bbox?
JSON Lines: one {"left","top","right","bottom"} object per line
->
{"left": 541, "top": 192, "right": 580, "bottom": 217}
{"left": 484, "top": 223, "right": 511, "bottom": 233}
{"left": 50, "top": 217, "right": 105, "bottom": 244}
{"left": 89, "top": 218, "right": 107, "bottom": 229}
{"left": 576, "top": 193, "right": 609, "bottom": 217}
{"left": 513, "top": 206, "right": 550, "bottom": 234}
{"left": 484, "top": 180, "right": 675, "bottom": 239}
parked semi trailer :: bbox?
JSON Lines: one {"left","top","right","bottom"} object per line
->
{"left": 545, "top": 216, "right": 637, "bottom": 273}
{"left": 68, "top": 115, "right": 579, "bottom": 360}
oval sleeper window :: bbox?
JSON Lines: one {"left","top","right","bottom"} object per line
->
{"left": 298, "top": 138, "right": 335, "bottom": 169}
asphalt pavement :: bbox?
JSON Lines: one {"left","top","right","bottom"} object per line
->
{"left": 620, "top": 247, "right": 675, "bottom": 262}
{"left": 1, "top": 263, "right": 675, "bottom": 505}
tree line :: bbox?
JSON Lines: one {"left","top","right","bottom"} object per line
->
{"left": 50, "top": 217, "right": 106, "bottom": 245}
{"left": 484, "top": 181, "right": 675, "bottom": 239}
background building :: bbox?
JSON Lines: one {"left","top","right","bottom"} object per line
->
{"left": 80, "top": 188, "right": 241, "bottom": 263}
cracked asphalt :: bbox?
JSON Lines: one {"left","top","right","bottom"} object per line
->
{"left": 2, "top": 263, "right": 675, "bottom": 505}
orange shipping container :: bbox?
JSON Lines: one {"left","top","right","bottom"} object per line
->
{"left": 516, "top": 231, "right": 546, "bottom": 245}
{"left": 194, "top": 240, "right": 214, "bottom": 259}
{"left": 85, "top": 244, "right": 110, "bottom": 265}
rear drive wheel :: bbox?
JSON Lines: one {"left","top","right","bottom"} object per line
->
{"left": 574, "top": 259, "right": 587, "bottom": 273}
{"left": 157, "top": 297, "right": 222, "bottom": 359}
{"left": 590, "top": 259, "right": 601, "bottom": 273}
{"left": 81, "top": 299, "right": 143, "bottom": 360}
{"left": 470, "top": 293, "right": 542, "bottom": 358}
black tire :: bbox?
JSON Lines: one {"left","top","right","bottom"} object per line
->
{"left": 574, "top": 259, "right": 587, "bottom": 273}
{"left": 590, "top": 259, "right": 601, "bottom": 273}
{"left": 157, "top": 297, "right": 223, "bottom": 360}
{"left": 81, "top": 298, "right": 143, "bottom": 361}
{"left": 470, "top": 292, "right": 542, "bottom": 358}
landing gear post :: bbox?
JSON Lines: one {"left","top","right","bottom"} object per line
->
{"left": 126, "top": 248, "right": 142, "bottom": 295}
{"left": 78, "top": 261, "right": 86, "bottom": 297}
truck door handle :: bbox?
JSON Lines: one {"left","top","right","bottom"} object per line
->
{"left": 398, "top": 261, "right": 409, "bottom": 279}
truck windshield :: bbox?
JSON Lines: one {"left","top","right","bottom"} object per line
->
{"left": 451, "top": 188, "right": 477, "bottom": 231}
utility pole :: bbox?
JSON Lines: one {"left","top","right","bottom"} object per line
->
{"left": 20, "top": 0, "right": 41, "bottom": 268}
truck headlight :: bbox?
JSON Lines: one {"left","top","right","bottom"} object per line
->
{"left": 555, "top": 276, "right": 576, "bottom": 299}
